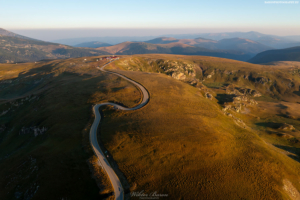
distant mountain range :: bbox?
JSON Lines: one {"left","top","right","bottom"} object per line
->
{"left": 1, "top": 28, "right": 300, "bottom": 63}
{"left": 52, "top": 36, "right": 156, "bottom": 46}
{"left": 63, "top": 31, "right": 300, "bottom": 62}
{"left": 53, "top": 31, "right": 300, "bottom": 50}
{"left": 167, "top": 31, "right": 298, "bottom": 49}
{"left": 249, "top": 46, "right": 300, "bottom": 64}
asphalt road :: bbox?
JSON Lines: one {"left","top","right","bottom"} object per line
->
{"left": 89, "top": 61, "right": 149, "bottom": 200}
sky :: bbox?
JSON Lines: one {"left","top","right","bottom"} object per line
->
{"left": 1, "top": 0, "right": 300, "bottom": 40}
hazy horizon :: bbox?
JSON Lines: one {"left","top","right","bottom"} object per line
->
{"left": 7, "top": 28, "right": 300, "bottom": 42}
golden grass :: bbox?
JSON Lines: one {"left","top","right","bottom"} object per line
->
{"left": 100, "top": 66, "right": 300, "bottom": 199}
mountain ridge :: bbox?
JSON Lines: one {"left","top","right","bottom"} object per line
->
{"left": 248, "top": 46, "right": 300, "bottom": 64}
{"left": 96, "top": 41, "right": 253, "bottom": 61}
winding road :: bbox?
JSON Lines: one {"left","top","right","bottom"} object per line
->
{"left": 89, "top": 61, "right": 149, "bottom": 200}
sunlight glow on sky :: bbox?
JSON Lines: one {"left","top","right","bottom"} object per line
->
{"left": 1, "top": 0, "right": 300, "bottom": 38}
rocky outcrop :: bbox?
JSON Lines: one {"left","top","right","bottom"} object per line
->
{"left": 226, "top": 85, "right": 261, "bottom": 97}
{"left": 222, "top": 85, "right": 259, "bottom": 113}
{"left": 151, "top": 59, "right": 197, "bottom": 81}
{"left": 223, "top": 96, "right": 258, "bottom": 113}
{"left": 172, "top": 72, "right": 186, "bottom": 80}
{"left": 19, "top": 126, "right": 47, "bottom": 137}
{"left": 206, "top": 70, "right": 215, "bottom": 79}
{"left": 279, "top": 123, "right": 295, "bottom": 131}
{"left": 255, "top": 77, "right": 271, "bottom": 85}
{"left": 233, "top": 96, "right": 258, "bottom": 105}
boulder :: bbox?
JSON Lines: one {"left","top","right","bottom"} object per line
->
{"left": 172, "top": 72, "right": 186, "bottom": 80}
{"left": 205, "top": 93, "right": 213, "bottom": 100}
{"left": 19, "top": 126, "right": 48, "bottom": 137}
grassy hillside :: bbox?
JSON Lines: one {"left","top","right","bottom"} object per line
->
{"left": 2, "top": 54, "right": 300, "bottom": 199}
{"left": 111, "top": 54, "right": 300, "bottom": 102}
{"left": 249, "top": 46, "right": 300, "bottom": 64}
{"left": 103, "top": 55, "right": 300, "bottom": 199}
{"left": 0, "top": 57, "right": 141, "bottom": 200}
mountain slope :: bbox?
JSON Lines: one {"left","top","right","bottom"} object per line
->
{"left": 103, "top": 55, "right": 300, "bottom": 199}
{"left": 0, "top": 57, "right": 141, "bottom": 199}
{"left": 196, "top": 31, "right": 298, "bottom": 49}
{"left": 284, "top": 35, "right": 300, "bottom": 42}
{"left": 74, "top": 41, "right": 111, "bottom": 48}
{"left": 97, "top": 41, "right": 253, "bottom": 61}
{"left": 215, "top": 38, "right": 273, "bottom": 54}
{"left": 0, "top": 28, "right": 36, "bottom": 41}
{"left": 0, "top": 29, "right": 108, "bottom": 63}
{"left": 249, "top": 46, "right": 300, "bottom": 64}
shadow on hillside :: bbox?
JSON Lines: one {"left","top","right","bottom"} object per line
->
{"left": 0, "top": 63, "right": 118, "bottom": 199}
{"left": 274, "top": 144, "right": 300, "bottom": 163}
{"left": 0, "top": 61, "right": 105, "bottom": 100}
{"left": 293, "top": 90, "right": 300, "bottom": 97}
{"left": 276, "top": 103, "right": 288, "bottom": 109}
{"left": 255, "top": 122, "right": 283, "bottom": 129}
{"left": 215, "top": 94, "right": 236, "bottom": 105}
{"left": 0, "top": 63, "right": 58, "bottom": 99}
{"left": 99, "top": 192, "right": 114, "bottom": 199}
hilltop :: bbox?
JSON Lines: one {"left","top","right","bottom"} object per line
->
{"left": 249, "top": 46, "right": 300, "bottom": 64}
{"left": 0, "top": 28, "right": 36, "bottom": 40}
